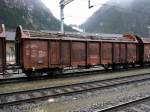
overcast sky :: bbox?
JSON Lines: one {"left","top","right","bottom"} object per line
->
{"left": 41, "top": 0, "right": 109, "bottom": 25}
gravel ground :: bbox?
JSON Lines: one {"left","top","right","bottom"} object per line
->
{"left": 112, "top": 100, "right": 150, "bottom": 112}
{"left": 1, "top": 68, "right": 150, "bottom": 93}
{"left": 1, "top": 78, "right": 150, "bottom": 112}
{"left": 118, "top": 102, "right": 150, "bottom": 112}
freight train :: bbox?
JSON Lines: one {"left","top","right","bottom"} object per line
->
{"left": 0, "top": 24, "right": 150, "bottom": 77}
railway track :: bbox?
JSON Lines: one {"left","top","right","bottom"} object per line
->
{"left": 97, "top": 95, "right": 150, "bottom": 112}
{"left": 0, "top": 69, "right": 106, "bottom": 85}
{"left": 0, "top": 67, "right": 148, "bottom": 85}
{"left": 0, "top": 73, "right": 150, "bottom": 107}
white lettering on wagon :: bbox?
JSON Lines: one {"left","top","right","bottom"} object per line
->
{"left": 37, "top": 51, "right": 47, "bottom": 64}
{"left": 24, "top": 43, "right": 47, "bottom": 64}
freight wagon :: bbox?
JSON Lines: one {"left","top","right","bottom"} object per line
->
{"left": 15, "top": 25, "right": 142, "bottom": 77}
{"left": 1, "top": 24, "right": 150, "bottom": 77}
{"left": 140, "top": 38, "right": 150, "bottom": 63}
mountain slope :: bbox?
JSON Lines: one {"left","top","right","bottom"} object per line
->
{"left": 0, "top": 0, "right": 74, "bottom": 31}
{"left": 82, "top": 0, "right": 150, "bottom": 37}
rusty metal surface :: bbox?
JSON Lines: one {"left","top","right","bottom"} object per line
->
{"left": 61, "top": 41, "right": 71, "bottom": 66}
{"left": 22, "top": 39, "right": 48, "bottom": 69}
{"left": 71, "top": 42, "right": 86, "bottom": 66}
{"left": 120, "top": 44, "right": 126, "bottom": 63}
{"left": 88, "top": 42, "right": 100, "bottom": 65}
{"left": 127, "top": 44, "right": 137, "bottom": 63}
{"left": 113, "top": 43, "right": 120, "bottom": 63}
{"left": 144, "top": 44, "right": 150, "bottom": 62}
{"left": 113, "top": 43, "right": 126, "bottom": 64}
{"left": 101, "top": 42, "right": 112, "bottom": 65}
{"left": 16, "top": 25, "right": 145, "bottom": 72}
{"left": 49, "top": 41, "right": 60, "bottom": 67}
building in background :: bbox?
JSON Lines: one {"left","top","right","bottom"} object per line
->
{"left": 6, "top": 32, "right": 15, "bottom": 64}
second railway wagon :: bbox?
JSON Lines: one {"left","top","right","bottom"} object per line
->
{"left": 140, "top": 38, "right": 150, "bottom": 63}
{"left": 0, "top": 24, "right": 6, "bottom": 75}
{"left": 15, "top": 26, "right": 140, "bottom": 77}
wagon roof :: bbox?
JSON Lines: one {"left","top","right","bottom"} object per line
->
{"left": 0, "top": 24, "right": 5, "bottom": 38}
{"left": 16, "top": 25, "right": 138, "bottom": 43}
{"left": 140, "top": 38, "right": 150, "bottom": 43}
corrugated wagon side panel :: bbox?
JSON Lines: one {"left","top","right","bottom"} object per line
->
{"left": 88, "top": 42, "right": 100, "bottom": 65}
{"left": 23, "top": 39, "right": 48, "bottom": 69}
{"left": 71, "top": 42, "right": 86, "bottom": 66}
{"left": 120, "top": 43, "right": 126, "bottom": 63}
{"left": 144, "top": 44, "right": 150, "bottom": 62}
{"left": 61, "top": 41, "right": 71, "bottom": 66}
{"left": 113, "top": 43, "right": 120, "bottom": 63}
{"left": 49, "top": 41, "right": 60, "bottom": 67}
{"left": 101, "top": 42, "right": 112, "bottom": 65}
{"left": 127, "top": 44, "right": 137, "bottom": 63}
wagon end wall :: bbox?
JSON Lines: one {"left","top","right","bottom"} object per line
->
{"left": 0, "top": 24, "right": 6, "bottom": 74}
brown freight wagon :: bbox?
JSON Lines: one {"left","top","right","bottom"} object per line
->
{"left": 15, "top": 26, "right": 139, "bottom": 77}
{"left": 0, "top": 24, "right": 6, "bottom": 75}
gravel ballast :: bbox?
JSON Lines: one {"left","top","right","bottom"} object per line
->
{"left": 1, "top": 77, "right": 150, "bottom": 112}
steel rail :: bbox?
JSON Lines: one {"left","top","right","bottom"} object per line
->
{"left": 97, "top": 96, "right": 150, "bottom": 112}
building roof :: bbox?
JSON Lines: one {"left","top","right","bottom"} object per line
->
{"left": 6, "top": 31, "right": 15, "bottom": 41}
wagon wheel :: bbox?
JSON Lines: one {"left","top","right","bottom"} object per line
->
{"left": 112, "top": 65, "right": 121, "bottom": 70}
{"left": 56, "top": 70, "right": 63, "bottom": 75}
{"left": 53, "top": 70, "right": 63, "bottom": 78}
{"left": 25, "top": 72, "right": 42, "bottom": 78}
{"left": 123, "top": 64, "right": 128, "bottom": 69}
{"left": 112, "top": 65, "right": 117, "bottom": 70}
{"left": 103, "top": 65, "right": 109, "bottom": 70}
{"left": 47, "top": 71, "right": 56, "bottom": 78}
{"left": 131, "top": 63, "right": 136, "bottom": 68}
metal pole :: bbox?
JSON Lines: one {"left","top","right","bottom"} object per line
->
{"left": 88, "top": 0, "right": 94, "bottom": 9}
{"left": 60, "top": 0, "right": 64, "bottom": 33}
